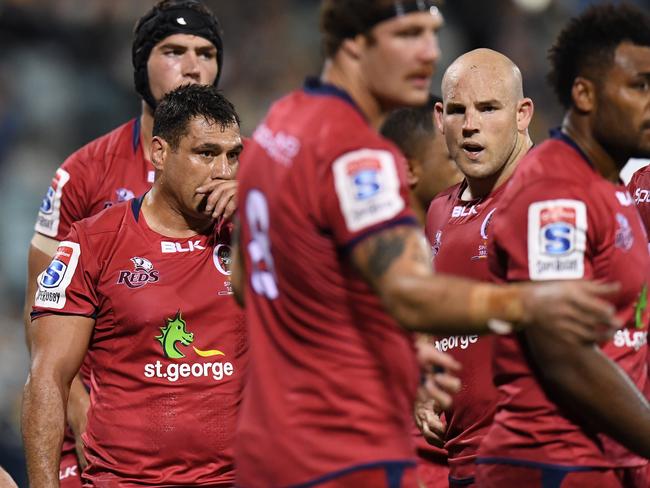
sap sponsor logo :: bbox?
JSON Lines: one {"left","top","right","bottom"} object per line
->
{"left": 161, "top": 240, "right": 206, "bottom": 253}
{"left": 528, "top": 200, "right": 587, "bottom": 280}
{"left": 451, "top": 205, "right": 478, "bottom": 218}
{"left": 35, "top": 241, "right": 80, "bottom": 310}
{"left": 213, "top": 244, "right": 232, "bottom": 275}
{"left": 616, "top": 191, "right": 633, "bottom": 207}
{"left": 613, "top": 329, "right": 648, "bottom": 351}
{"left": 435, "top": 335, "right": 479, "bottom": 352}
{"left": 144, "top": 311, "right": 234, "bottom": 382}
{"left": 36, "top": 168, "right": 70, "bottom": 237}
{"left": 333, "top": 149, "right": 404, "bottom": 232}
{"left": 117, "top": 257, "right": 159, "bottom": 288}
{"left": 614, "top": 213, "right": 634, "bottom": 251}
{"left": 253, "top": 123, "right": 300, "bottom": 167}
{"left": 634, "top": 188, "right": 650, "bottom": 204}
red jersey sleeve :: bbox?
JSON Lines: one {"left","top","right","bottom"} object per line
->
{"left": 489, "top": 179, "right": 594, "bottom": 283}
{"left": 32, "top": 224, "right": 99, "bottom": 317}
{"left": 34, "top": 150, "right": 96, "bottom": 241}
{"left": 319, "top": 147, "right": 417, "bottom": 248}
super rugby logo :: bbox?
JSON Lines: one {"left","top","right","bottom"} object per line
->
{"left": 528, "top": 199, "right": 587, "bottom": 280}
{"left": 35, "top": 241, "right": 80, "bottom": 310}
{"left": 36, "top": 168, "right": 70, "bottom": 237}
{"left": 117, "top": 257, "right": 159, "bottom": 288}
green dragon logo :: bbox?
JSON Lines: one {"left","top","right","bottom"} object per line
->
{"left": 156, "top": 311, "right": 194, "bottom": 358}
{"left": 635, "top": 283, "right": 648, "bottom": 330}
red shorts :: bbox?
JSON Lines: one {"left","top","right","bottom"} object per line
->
{"left": 59, "top": 450, "right": 82, "bottom": 488}
{"left": 475, "top": 460, "right": 648, "bottom": 488}
{"left": 299, "top": 461, "right": 417, "bottom": 488}
{"left": 416, "top": 454, "right": 449, "bottom": 487}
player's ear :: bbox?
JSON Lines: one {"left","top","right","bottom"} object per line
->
{"left": 516, "top": 98, "right": 534, "bottom": 132}
{"left": 571, "top": 77, "right": 596, "bottom": 113}
{"left": 150, "top": 136, "right": 168, "bottom": 171}
{"left": 406, "top": 157, "right": 421, "bottom": 189}
{"left": 341, "top": 33, "right": 365, "bottom": 60}
{"left": 434, "top": 102, "right": 445, "bottom": 134}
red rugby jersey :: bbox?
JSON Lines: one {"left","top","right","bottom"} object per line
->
{"left": 480, "top": 131, "right": 649, "bottom": 469}
{"left": 33, "top": 198, "right": 246, "bottom": 487}
{"left": 34, "top": 118, "right": 153, "bottom": 459}
{"left": 35, "top": 118, "right": 154, "bottom": 241}
{"left": 424, "top": 181, "right": 502, "bottom": 481}
{"left": 235, "top": 78, "right": 420, "bottom": 487}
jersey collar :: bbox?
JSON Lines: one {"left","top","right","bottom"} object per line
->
{"left": 302, "top": 77, "right": 366, "bottom": 120}
{"left": 550, "top": 127, "right": 594, "bottom": 169}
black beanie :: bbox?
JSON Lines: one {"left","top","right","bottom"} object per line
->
{"left": 132, "top": 1, "right": 223, "bottom": 110}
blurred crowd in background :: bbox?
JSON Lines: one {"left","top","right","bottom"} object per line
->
{"left": 0, "top": 0, "right": 648, "bottom": 484}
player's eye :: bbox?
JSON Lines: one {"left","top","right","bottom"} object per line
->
{"left": 396, "top": 27, "right": 422, "bottom": 38}
{"left": 198, "top": 51, "right": 216, "bottom": 60}
{"left": 446, "top": 106, "right": 465, "bottom": 115}
{"left": 633, "top": 80, "right": 650, "bottom": 91}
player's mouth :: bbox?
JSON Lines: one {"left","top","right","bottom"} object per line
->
{"left": 408, "top": 70, "right": 433, "bottom": 89}
{"left": 461, "top": 141, "right": 485, "bottom": 160}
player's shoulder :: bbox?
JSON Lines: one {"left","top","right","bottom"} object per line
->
{"left": 433, "top": 182, "right": 462, "bottom": 205}
{"left": 64, "top": 118, "right": 138, "bottom": 167}
{"left": 72, "top": 198, "right": 136, "bottom": 242}
{"left": 629, "top": 163, "right": 650, "bottom": 189}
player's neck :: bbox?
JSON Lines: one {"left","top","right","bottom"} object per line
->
{"left": 562, "top": 113, "right": 620, "bottom": 182}
{"left": 463, "top": 135, "right": 532, "bottom": 200}
{"left": 140, "top": 103, "right": 155, "bottom": 162}
{"left": 141, "top": 186, "right": 212, "bottom": 238}
{"left": 321, "top": 60, "right": 385, "bottom": 129}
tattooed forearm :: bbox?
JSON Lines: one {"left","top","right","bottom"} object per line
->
{"left": 367, "top": 233, "right": 406, "bottom": 279}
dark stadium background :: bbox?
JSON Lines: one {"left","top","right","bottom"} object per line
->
{"left": 0, "top": 0, "right": 648, "bottom": 484}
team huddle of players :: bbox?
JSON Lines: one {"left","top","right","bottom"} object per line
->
{"left": 18, "top": 0, "right": 650, "bottom": 487}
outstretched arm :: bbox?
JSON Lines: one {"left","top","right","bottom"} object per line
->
{"left": 525, "top": 327, "right": 650, "bottom": 458}
{"left": 350, "top": 224, "right": 618, "bottom": 338}
{"left": 22, "top": 314, "right": 93, "bottom": 487}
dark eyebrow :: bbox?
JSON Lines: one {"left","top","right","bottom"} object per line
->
{"left": 194, "top": 143, "right": 244, "bottom": 153}
{"left": 445, "top": 101, "right": 465, "bottom": 112}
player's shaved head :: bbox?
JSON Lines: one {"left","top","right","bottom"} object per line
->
{"left": 442, "top": 48, "right": 524, "bottom": 104}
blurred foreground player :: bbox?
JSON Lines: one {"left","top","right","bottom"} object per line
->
{"left": 23, "top": 85, "right": 246, "bottom": 487}
{"left": 424, "top": 48, "right": 534, "bottom": 487}
{"left": 381, "top": 96, "right": 462, "bottom": 486}
{"left": 23, "top": 1, "right": 228, "bottom": 484}
{"left": 476, "top": 5, "right": 650, "bottom": 487}
{"left": 232, "top": 1, "right": 621, "bottom": 487}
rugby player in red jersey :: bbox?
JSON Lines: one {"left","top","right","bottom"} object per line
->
{"left": 475, "top": 4, "right": 650, "bottom": 487}
{"left": 421, "top": 48, "right": 534, "bottom": 487}
{"left": 232, "top": 1, "right": 622, "bottom": 487}
{"left": 381, "top": 96, "right": 462, "bottom": 486}
{"left": 23, "top": 85, "right": 245, "bottom": 487}
{"left": 23, "top": 1, "right": 230, "bottom": 485}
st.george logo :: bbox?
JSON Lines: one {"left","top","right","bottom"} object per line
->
{"left": 117, "top": 257, "right": 159, "bottom": 289}
{"left": 540, "top": 206, "right": 576, "bottom": 255}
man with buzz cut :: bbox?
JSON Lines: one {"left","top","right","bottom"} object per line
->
{"left": 23, "top": 85, "right": 246, "bottom": 487}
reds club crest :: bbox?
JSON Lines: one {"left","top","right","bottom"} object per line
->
{"left": 117, "top": 257, "right": 160, "bottom": 289}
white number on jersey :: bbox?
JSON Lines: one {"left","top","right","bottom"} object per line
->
{"left": 245, "top": 190, "right": 279, "bottom": 299}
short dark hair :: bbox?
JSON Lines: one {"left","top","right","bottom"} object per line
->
{"left": 548, "top": 3, "right": 650, "bottom": 108}
{"left": 153, "top": 84, "right": 240, "bottom": 150}
{"left": 320, "top": 0, "right": 433, "bottom": 57}
{"left": 380, "top": 95, "right": 440, "bottom": 158}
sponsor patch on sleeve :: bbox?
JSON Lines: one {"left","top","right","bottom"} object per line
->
{"left": 35, "top": 241, "right": 81, "bottom": 309}
{"left": 527, "top": 199, "right": 587, "bottom": 280}
{"left": 35, "top": 168, "right": 70, "bottom": 237}
{"left": 332, "top": 148, "right": 405, "bottom": 232}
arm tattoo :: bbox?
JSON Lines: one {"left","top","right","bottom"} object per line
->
{"left": 367, "top": 233, "right": 406, "bottom": 279}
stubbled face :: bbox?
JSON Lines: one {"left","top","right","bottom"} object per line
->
{"left": 437, "top": 64, "right": 525, "bottom": 180}
{"left": 412, "top": 133, "right": 463, "bottom": 208}
{"left": 156, "top": 117, "right": 242, "bottom": 219}
{"left": 592, "top": 42, "right": 650, "bottom": 163}
{"left": 360, "top": 9, "right": 443, "bottom": 109}
{"left": 147, "top": 33, "right": 219, "bottom": 103}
